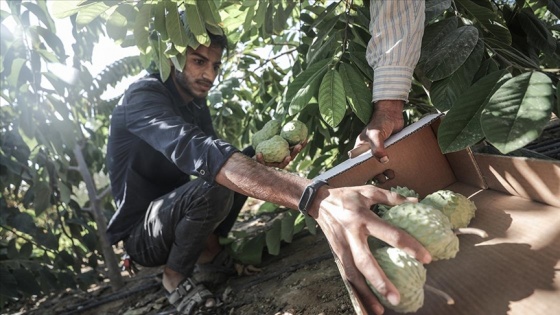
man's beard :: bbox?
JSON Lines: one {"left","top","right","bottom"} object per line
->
{"left": 174, "top": 69, "right": 198, "bottom": 99}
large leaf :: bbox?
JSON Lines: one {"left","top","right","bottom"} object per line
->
{"left": 285, "top": 58, "right": 330, "bottom": 114}
{"left": 0, "top": 268, "right": 19, "bottom": 298}
{"left": 421, "top": 26, "right": 479, "bottom": 81}
{"left": 280, "top": 211, "right": 297, "bottom": 243}
{"left": 339, "top": 63, "right": 372, "bottom": 124}
{"left": 318, "top": 68, "right": 346, "bottom": 128}
{"left": 75, "top": 1, "right": 113, "bottom": 25}
{"left": 456, "top": 0, "right": 511, "bottom": 44}
{"left": 430, "top": 40, "right": 485, "bottom": 111}
{"left": 518, "top": 8, "right": 557, "bottom": 54}
{"left": 133, "top": 4, "right": 152, "bottom": 53}
{"left": 419, "top": 17, "right": 458, "bottom": 65}
{"left": 425, "top": 0, "right": 452, "bottom": 22}
{"left": 265, "top": 219, "right": 281, "bottom": 256}
{"left": 481, "top": 72, "right": 554, "bottom": 153}
{"left": 438, "top": 69, "right": 511, "bottom": 153}
{"left": 165, "top": 1, "right": 187, "bottom": 53}
{"left": 13, "top": 268, "right": 42, "bottom": 295}
{"left": 185, "top": 1, "right": 209, "bottom": 47}
{"left": 106, "top": 5, "right": 131, "bottom": 43}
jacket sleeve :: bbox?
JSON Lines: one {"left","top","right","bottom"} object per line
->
{"left": 366, "top": 0, "right": 425, "bottom": 103}
{"left": 122, "top": 79, "right": 238, "bottom": 183}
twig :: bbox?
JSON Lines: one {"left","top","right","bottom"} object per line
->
{"left": 454, "top": 227, "right": 488, "bottom": 238}
{"left": 425, "top": 284, "right": 455, "bottom": 305}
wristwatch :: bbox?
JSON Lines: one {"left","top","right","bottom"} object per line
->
{"left": 298, "top": 179, "right": 328, "bottom": 216}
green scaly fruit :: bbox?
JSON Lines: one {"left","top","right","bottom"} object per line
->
{"left": 255, "top": 135, "right": 290, "bottom": 163}
{"left": 382, "top": 203, "right": 459, "bottom": 260}
{"left": 280, "top": 120, "right": 308, "bottom": 146}
{"left": 421, "top": 190, "right": 477, "bottom": 229}
{"left": 368, "top": 247, "right": 427, "bottom": 313}
{"left": 376, "top": 186, "right": 420, "bottom": 216}
{"left": 252, "top": 119, "right": 282, "bottom": 148}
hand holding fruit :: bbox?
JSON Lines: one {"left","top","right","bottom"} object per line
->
{"left": 253, "top": 119, "right": 308, "bottom": 168}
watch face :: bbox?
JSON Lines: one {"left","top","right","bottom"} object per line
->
{"left": 298, "top": 180, "right": 328, "bottom": 214}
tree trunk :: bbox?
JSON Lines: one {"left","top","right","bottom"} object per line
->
{"left": 73, "top": 144, "right": 124, "bottom": 290}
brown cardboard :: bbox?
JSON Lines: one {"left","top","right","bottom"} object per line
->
{"left": 316, "top": 115, "right": 560, "bottom": 315}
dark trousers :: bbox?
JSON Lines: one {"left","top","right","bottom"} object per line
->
{"left": 124, "top": 178, "right": 248, "bottom": 277}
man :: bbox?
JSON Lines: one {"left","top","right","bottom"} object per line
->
{"left": 355, "top": 0, "right": 426, "bottom": 168}
{"left": 106, "top": 4, "right": 429, "bottom": 315}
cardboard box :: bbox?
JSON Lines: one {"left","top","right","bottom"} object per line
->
{"left": 314, "top": 114, "right": 560, "bottom": 315}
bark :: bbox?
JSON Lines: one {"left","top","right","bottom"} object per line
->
{"left": 73, "top": 144, "right": 124, "bottom": 290}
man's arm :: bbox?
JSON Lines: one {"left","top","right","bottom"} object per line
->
{"left": 355, "top": 0, "right": 425, "bottom": 162}
{"left": 215, "top": 152, "right": 431, "bottom": 315}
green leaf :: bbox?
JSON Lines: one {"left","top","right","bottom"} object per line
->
{"left": 153, "top": 1, "right": 168, "bottom": 41}
{"left": 265, "top": 220, "right": 281, "bottom": 256}
{"left": 0, "top": 268, "right": 19, "bottom": 298}
{"left": 185, "top": 2, "right": 209, "bottom": 46}
{"left": 438, "top": 70, "right": 510, "bottom": 153}
{"left": 286, "top": 58, "right": 330, "bottom": 115}
{"left": 7, "top": 58, "right": 26, "bottom": 86}
{"left": 106, "top": 5, "right": 129, "bottom": 43}
{"left": 481, "top": 72, "right": 554, "bottom": 154}
{"left": 165, "top": 1, "right": 187, "bottom": 53}
{"left": 425, "top": 0, "right": 452, "bottom": 22}
{"left": 339, "top": 63, "right": 372, "bottom": 124}
{"left": 304, "top": 215, "right": 317, "bottom": 235}
{"left": 7, "top": 212, "right": 37, "bottom": 235}
{"left": 430, "top": 40, "right": 485, "bottom": 111}
{"left": 421, "top": 26, "right": 479, "bottom": 81}
{"left": 158, "top": 34, "right": 171, "bottom": 81}
{"left": 518, "top": 8, "right": 557, "bottom": 54}
{"left": 33, "top": 180, "right": 52, "bottom": 216}
{"left": 318, "top": 68, "right": 346, "bottom": 128}
{"left": 456, "top": 0, "right": 511, "bottom": 44}
{"left": 419, "top": 17, "right": 458, "bottom": 65}
{"left": 134, "top": 4, "right": 152, "bottom": 53}
{"left": 13, "top": 268, "right": 41, "bottom": 295}
{"left": 253, "top": 0, "right": 267, "bottom": 28}
{"left": 19, "top": 242, "right": 33, "bottom": 259}
{"left": 236, "top": 234, "right": 265, "bottom": 265}
{"left": 280, "top": 211, "right": 297, "bottom": 243}
{"left": 75, "top": 1, "right": 112, "bottom": 25}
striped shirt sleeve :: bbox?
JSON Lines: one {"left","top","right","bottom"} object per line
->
{"left": 366, "top": 0, "right": 425, "bottom": 103}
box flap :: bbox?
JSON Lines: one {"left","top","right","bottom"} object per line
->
{"left": 315, "top": 114, "right": 456, "bottom": 197}
{"left": 315, "top": 114, "right": 442, "bottom": 182}
{"left": 474, "top": 153, "right": 560, "bottom": 207}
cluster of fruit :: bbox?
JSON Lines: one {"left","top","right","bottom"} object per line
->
{"left": 369, "top": 188, "right": 484, "bottom": 313}
{"left": 252, "top": 119, "right": 308, "bottom": 163}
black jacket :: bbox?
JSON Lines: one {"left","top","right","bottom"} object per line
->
{"left": 105, "top": 74, "right": 239, "bottom": 244}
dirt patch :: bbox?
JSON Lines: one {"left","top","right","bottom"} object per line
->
{"left": 8, "top": 229, "right": 353, "bottom": 315}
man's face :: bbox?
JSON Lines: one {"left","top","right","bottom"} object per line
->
{"left": 174, "top": 44, "right": 223, "bottom": 100}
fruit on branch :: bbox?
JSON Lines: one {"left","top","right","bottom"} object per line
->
{"left": 252, "top": 119, "right": 282, "bottom": 148}
{"left": 255, "top": 135, "right": 290, "bottom": 163}
{"left": 280, "top": 120, "right": 308, "bottom": 146}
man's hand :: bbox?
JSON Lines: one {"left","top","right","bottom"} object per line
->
{"left": 311, "top": 185, "right": 431, "bottom": 315}
{"left": 354, "top": 100, "right": 405, "bottom": 163}
{"left": 255, "top": 140, "right": 307, "bottom": 169}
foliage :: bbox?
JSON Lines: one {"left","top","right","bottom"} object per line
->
{"left": 1, "top": 0, "right": 559, "bottom": 308}
{"left": 0, "top": 0, "right": 143, "bottom": 309}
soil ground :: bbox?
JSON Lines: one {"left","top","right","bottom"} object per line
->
{"left": 7, "top": 228, "right": 354, "bottom": 315}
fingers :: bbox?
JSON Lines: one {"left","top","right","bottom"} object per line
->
{"left": 348, "top": 239, "right": 400, "bottom": 314}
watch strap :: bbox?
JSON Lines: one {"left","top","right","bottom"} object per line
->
{"left": 298, "top": 179, "right": 328, "bottom": 216}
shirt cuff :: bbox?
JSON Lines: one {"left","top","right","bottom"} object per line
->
{"left": 372, "top": 66, "right": 415, "bottom": 103}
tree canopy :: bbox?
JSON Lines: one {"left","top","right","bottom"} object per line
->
{"left": 1, "top": 0, "right": 558, "bottom": 309}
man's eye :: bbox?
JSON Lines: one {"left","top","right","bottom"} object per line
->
{"left": 195, "top": 59, "right": 204, "bottom": 65}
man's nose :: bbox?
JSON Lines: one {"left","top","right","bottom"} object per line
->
{"left": 202, "top": 66, "right": 217, "bottom": 81}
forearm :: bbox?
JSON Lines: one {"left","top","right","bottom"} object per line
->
{"left": 215, "top": 152, "right": 310, "bottom": 212}
{"left": 366, "top": 0, "right": 425, "bottom": 102}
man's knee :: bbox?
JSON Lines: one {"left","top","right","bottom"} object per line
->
{"left": 208, "top": 185, "right": 234, "bottom": 220}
